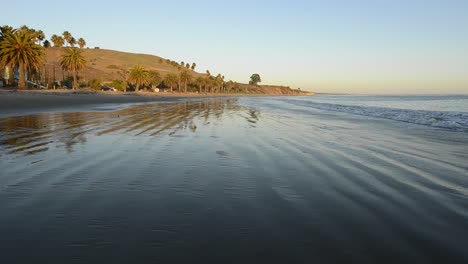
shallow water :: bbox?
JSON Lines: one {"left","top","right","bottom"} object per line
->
{"left": 283, "top": 95, "right": 468, "bottom": 130}
{"left": 0, "top": 98, "right": 467, "bottom": 263}
{"left": 298, "top": 95, "right": 468, "bottom": 112}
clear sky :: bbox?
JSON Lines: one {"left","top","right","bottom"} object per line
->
{"left": 3, "top": 0, "right": 468, "bottom": 94}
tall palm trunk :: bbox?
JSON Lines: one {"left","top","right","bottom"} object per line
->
{"left": 73, "top": 70, "right": 78, "bottom": 89}
{"left": 18, "top": 64, "right": 26, "bottom": 90}
{"left": 7, "top": 65, "right": 13, "bottom": 86}
{"left": 184, "top": 82, "right": 187, "bottom": 93}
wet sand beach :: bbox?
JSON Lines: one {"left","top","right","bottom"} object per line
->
{"left": 0, "top": 90, "right": 235, "bottom": 117}
{"left": 0, "top": 97, "right": 467, "bottom": 263}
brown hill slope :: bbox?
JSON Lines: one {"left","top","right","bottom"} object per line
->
{"left": 44, "top": 47, "right": 203, "bottom": 81}
{"left": 44, "top": 48, "right": 312, "bottom": 95}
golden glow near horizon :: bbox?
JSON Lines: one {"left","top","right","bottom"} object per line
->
{"left": 3, "top": 0, "right": 468, "bottom": 94}
{"left": 272, "top": 72, "right": 468, "bottom": 94}
{"left": 294, "top": 79, "right": 468, "bottom": 94}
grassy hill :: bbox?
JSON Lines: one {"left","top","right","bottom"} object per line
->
{"left": 44, "top": 47, "right": 204, "bottom": 81}
{"left": 44, "top": 47, "right": 312, "bottom": 95}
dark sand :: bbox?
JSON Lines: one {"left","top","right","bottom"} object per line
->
{"left": 0, "top": 96, "right": 467, "bottom": 263}
{"left": 0, "top": 90, "right": 198, "bottom": 117}
{"left": 0, "top": 90, "right": 296, "bottom": 117}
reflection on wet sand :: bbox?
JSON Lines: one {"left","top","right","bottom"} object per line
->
{"left": 1, "top": 97, "right": 467, "bottom": 264}
{"left": 0, "top": 99, "right": 255, "bottom": 156}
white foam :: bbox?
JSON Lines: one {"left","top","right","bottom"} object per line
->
{"left": 283, "top": 99, "right": 468, "bottom": 131}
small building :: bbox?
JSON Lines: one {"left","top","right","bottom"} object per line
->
{"left": 1, "top": 66, "right": 12, "bottom": 86}
{"left": 3, "top": 66, "right": 21, "bottom": 81}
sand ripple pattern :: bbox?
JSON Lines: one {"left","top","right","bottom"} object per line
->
{"left": 0, "top": 98, "right": 467, "bottom": 263}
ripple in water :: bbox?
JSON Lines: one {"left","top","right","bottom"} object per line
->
{"left": 0, "top": 98, "right": 467, "bottom": 263}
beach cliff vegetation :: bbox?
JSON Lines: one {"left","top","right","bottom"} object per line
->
{"left": 1, "top": 25, "right": 311, "bottom": 95}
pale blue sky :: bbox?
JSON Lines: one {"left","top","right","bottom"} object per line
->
{"left": 3, "top": 0, "right": 468, "bottom": 94}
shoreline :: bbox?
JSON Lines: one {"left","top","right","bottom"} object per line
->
{"left": 1, "top": 92, "right": 466, "bottom": 264}
{"left": 0, "top": 89, "right": 311, "bottom": 117}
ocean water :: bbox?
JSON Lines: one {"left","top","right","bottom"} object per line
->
{"left": 0, "top": 97, "right": 467, "bottom": 263}
{"left": 281, "top": 95, "right": 468, "bottom": 131}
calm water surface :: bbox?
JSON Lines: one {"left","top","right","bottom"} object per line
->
{"left": 0, "top": 97, "right": 467, "bottom": 263}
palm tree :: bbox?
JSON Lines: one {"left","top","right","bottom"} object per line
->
{"left": 164, "top": 73, "right": 179, "bottom": 92}
{"left": 0, "top": 25, "right": 13, "bottom": 38}
{"left": 128, "top": 65, "right": 150, "bottom": 92}
{"left": 225, "top": 81, "right": 234, "bottom": 94}
{"left": 0, "top": 29, "right": 45, "bottom": 89}
{"left": 50, "top": 35, "right": 65, "bottom": 47}
{"left": 148, "top": 70, "right": 162, "bottom": 91}
{"left": 36, "top": 30, "right": 45, "bottom": 42}
{"left": 117, "top": 68, "right": 129, "bottom": 92}
{"left": 215, "top": 74, "right": 223, "bottom": 93}
{"left": 194, "top": 77, "right": 203, "bottom": 93}
{"left": 208, "top": 76, "right": 217, "bottom": 93}
{"left": 221, "top": 75, "right": 225, "bottom": 92}
{"left": 43, "top": 40, "right": 51, "bottom": 48}
{"left": 69, "top": 37, "right": 77, "bottom": 47}
{"left": 179, "top": 70, "right": 192, "bottom": 93}
{"left": 0, "top": 26, "right": 14, "bottom": 85}
{"left": 78, "top": 38, "right": 86, "bottom": 49}
{"left": 60, "top": 48, "right": 87, "bottom": 89}
{"left": 206, "top": 77, "right": 214, "bottom": 93}
{"left": 63, "top": 31, "right": 72, "bottom": 46}
{"left": 191, "top": 63, "right": 196, "bottom": 71}
{"left": 18, "top": 26, "right": 45, "bottom": 44}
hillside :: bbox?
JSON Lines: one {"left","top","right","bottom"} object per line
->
{"left": 44, "top": 48, "right": 312, "bottom": 95}
{"left": 44, "top": 47, "right": 204, "bottom": 81}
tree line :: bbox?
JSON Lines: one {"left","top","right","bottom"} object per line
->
{"left": 0, "top": 25, "right": 88, "bottom": 89}
{"left": 0, "top": 25, "right": 262, "bottom": 92}
{"left": 49, "top": 31, "right": 86, "bottom": 49}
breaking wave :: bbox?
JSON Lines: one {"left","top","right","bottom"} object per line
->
{"left": 283, "top": 99, "right": 468, "bottom": 131}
